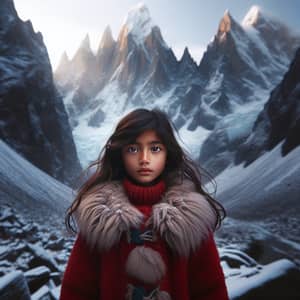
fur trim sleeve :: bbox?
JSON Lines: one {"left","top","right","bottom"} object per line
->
{"left": 75, "top": 182, "right": 144, "bottom": 251}
{"left": 147, "top": 180, "right": 217, "bottom": 256}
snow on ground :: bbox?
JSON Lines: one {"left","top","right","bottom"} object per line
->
{"left": 0, "top": 270, "right": 24, "bottom": 290}
{"left": 226, "top": 259, "right": 295, "bottom": 299}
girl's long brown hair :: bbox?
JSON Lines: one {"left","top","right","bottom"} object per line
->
{"left": 66, "top": 108, "right": 226, "bottom": 233}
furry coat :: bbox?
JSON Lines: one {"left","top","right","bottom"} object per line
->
{"left": 60, "top": 179, "right": 229, "bottom": 300}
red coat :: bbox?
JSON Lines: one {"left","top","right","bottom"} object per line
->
{"left": 60, "top": 179, "right": 229, "bottom": 300}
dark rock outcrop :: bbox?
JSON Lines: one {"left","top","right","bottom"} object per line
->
{"left": 0, "top": 0, "right": 82, "bottom": 186}
{"left": 235, "top": 47, "right": 300, "bottom": 166}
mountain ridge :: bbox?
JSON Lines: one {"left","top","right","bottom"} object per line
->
{"left": 54, "top": 5, "right": 300, "bottom": 173}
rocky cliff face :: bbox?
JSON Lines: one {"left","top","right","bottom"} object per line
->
{"left": 235, "top": 47, "right": 300, "bottom": 166}
{"left": 0, "top": 0, "right": 82, "bottom": 186}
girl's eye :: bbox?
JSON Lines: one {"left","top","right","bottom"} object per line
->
{"left": 151, "top": 146, "right": 162, "bottom": 153}
{"left": 126, "top": 146, "right": 138, "bottom": 153}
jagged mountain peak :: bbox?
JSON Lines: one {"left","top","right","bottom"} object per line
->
{"left": 55, "top": 51, "right": 70, "bottom": 72}
{"left": 119, "top": 2, "right": 155, "bottom": 45}
{"left": 242, "top": 5, "right": 284, "bottom": 30}
{"left": 67, "top": 33, "right": 96, "bottom": 79}
{"left": 180, "top": 47, "right": 193, "bottom": 62}
{"left": 98, "top": 25, "right": 115, "bottom": 49}
{"left": 241, "top": 5, "right": 279, "bottom": 29}
{"left": 59, "top": 51, "right": 69, "bottom": 64}
{"left": 79, "top": 33, "right": 92, "bottom": 51}
{"left": 216, "top": 10, "right": 241, "bottom": 42}
{"left": 218, "top": 10, "right": 234, "bottom": 33}
{"left": 57, "top": 51, "right": 70, "bottom": 69}
{"left": 71, "top": 33, "right": 94, "bottom": 64}
{"left": 54, "top": 51, "right": 71, "bottom": 82}
{"left": 242, "top": 5, "right": 262, "bottom": 27}
{"left": 178, "top": 46, "right": 198, "bottom": 76}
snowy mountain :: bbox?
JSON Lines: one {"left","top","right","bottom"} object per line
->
{"left": 198, "top": 7, "right": 300, "bottom": 176}
{"left": 1, "top": 2, "right": 300, "bottom": 298}
{"left": 54, "top": 4, "right": 300, "bottom": 171}
{"left": 55, "top": 3, "right": 178, "bottom": 126}
{"left": 0, "top": 0, "right": 82, "bottom": 186}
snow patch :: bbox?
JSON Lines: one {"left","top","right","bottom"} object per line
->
{"left": 179, "top": 123, "right": 211, "bottom": 159}
{"left": 242, "top": 5, "right": 261, "bottom": 27}
{"left": 226, "top": 259, "right": 296, "bottom": 299}
{"left": 0, "top": 270, "right": 23, "bottom": 290}
{"left": 122, "top": 3, "right": 155, "bottom": 45}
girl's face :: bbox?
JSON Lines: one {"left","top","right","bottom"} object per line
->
{"left": 122, "top": 129, "right": 167, "bottom": 184}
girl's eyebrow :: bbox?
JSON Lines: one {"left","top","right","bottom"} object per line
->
{"left": 133, "top": 140, "right": 164, "bottom": 145}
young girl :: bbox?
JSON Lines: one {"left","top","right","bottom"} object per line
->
{"left": 60, "top": 108, "right": 229, "bottom": 300}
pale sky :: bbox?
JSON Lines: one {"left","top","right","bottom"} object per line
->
{"left": 13, "top": 0, "right": 300, "bottom": 70}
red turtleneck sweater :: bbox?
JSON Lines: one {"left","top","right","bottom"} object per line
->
{"left": 122, "top": 177, "right": 166, "bottom": 232}
{"left": 60, "top": 178, "right": 229, "bottom": 300}
{"left": 123, "top": 176, "right": 166, "bottom": 206}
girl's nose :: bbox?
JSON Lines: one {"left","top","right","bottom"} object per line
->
{"left": 139, "top": 150, "right": 150, "bottom": 164}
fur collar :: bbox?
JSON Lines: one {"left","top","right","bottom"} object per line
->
{"left": 75, "top": 179, "right": 216, "bottom": 256}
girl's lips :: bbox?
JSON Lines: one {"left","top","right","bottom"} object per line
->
{"left": 138, "top": 169, "right": 152, "bottom": 173}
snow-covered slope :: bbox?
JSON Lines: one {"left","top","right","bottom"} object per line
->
{"left": 0, "top": 0, "right": 82, "bottom": 186}
{"left": 0, "top": 139, "right": 73, "bottom": 227}
{"left": 215, "top": 140, "right": 300, "bottom": 219}
{"left": 0, "top": 139, "right": 75, "bottom": 297}
{"left": 213, "top": 140, "right": 300, "bottom": 266}
{"left": 54, "top": 4, "right": 300, "bottom": 170}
